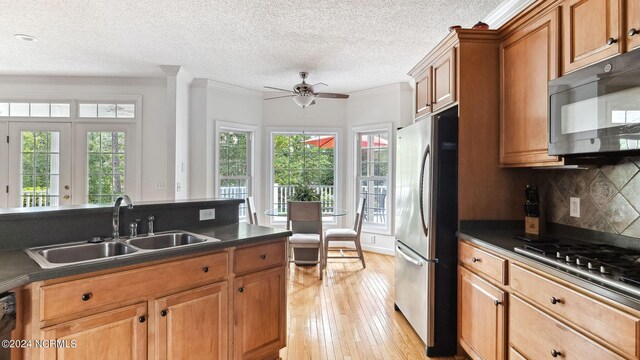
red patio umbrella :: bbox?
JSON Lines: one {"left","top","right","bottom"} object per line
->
{"left": 304, "top": 135, "right": 388, "bottom": 149}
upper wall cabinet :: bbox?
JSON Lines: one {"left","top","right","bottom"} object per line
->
{"left": 415, "top": 67, "right": 433, "bottom": 118}
{"left": 627, "top": 0, "right": 640, "bottom": 50}
{"left": 500, "top": 8, "right": 563, "bottom": 167}
{"left": 562, "top": 0, "right": 622, "bottom": 73}
{"left": 409, "top": 44, "right": 457, "bottom": 119}
{"left": 432, "top": 48, "right": 456, "bottom": 112}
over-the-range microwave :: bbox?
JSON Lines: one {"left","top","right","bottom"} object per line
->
{"left": 549, "top": 49, "right": 640, "bottom": 158}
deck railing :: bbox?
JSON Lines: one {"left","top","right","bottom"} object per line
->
{"left": 273, "top": 184, "right": 335, "bottom": 214}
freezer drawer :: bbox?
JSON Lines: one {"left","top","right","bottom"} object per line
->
{"left": 394, "top": 242, "right": 433, "bottom": 346}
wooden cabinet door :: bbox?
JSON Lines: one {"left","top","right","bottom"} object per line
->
{"left": 415, "top": 67, "right": 432, "bottom": 118}
{"left": 234, "top": 266, "right": 286, "bottom": 360}
{"left": 153, "top": 282, "right": 228, "bottom": 360}
{"left": 432, "top": 47, "right": 456, "bottom": 111}
{"left": 40, "top": 303, "right": 147, "bottom": 360}
{"left": 563, "top": 0, "right": 622, "bottom": 73}
{"left": 459, "top": 266, "right": 506, "bottom": 360}
{"left": 628, "top": 0, "right": 640, "bottom": 50}
{"left": 500, "top": 8, "right": 563, "bottom": 167}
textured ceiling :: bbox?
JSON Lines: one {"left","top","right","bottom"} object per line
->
{"left": 1, "top": 0, "right": 504, "bottom": 92}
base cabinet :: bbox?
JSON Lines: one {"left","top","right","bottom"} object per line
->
{"left": 153, "top": 282, "right": 228, "bottom": 360}
{"left": 459, "top": 266, "right": 506, "bottom": 360}
{"left": 233, "top": 266, "right": 286, "bottom": 360}
{"left": 40, "top": 303, "right": 147, "bottom": 360}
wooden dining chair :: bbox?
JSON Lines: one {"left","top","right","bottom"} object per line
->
{"left": 287, "top": 201, "right": 323, "bottom": 280}
{"left": 323, "top": 197, "right": 366, "bottom": 268}
{"left": 245, "top": 196, "right": 258, "bottom": 225}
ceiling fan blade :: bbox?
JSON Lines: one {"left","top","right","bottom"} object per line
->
{"left": 264, "top": 86, "right": 295, "bottom": 93}
{"left": 315, "top": 92, "right": 349, "bottom": 99}
{"left": 264, "top": 95, "right": 295, "bottom": 100}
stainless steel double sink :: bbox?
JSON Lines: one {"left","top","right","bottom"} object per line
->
{"left": 25, "top": 231, "right": 219, "bottom": 269}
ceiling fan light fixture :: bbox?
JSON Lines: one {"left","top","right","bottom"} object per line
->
{"left": 293, "top": 94, "right": 315, "bottom": 108}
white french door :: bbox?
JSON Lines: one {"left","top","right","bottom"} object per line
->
{"left": 0, "top": 122, "right": 8, "bottom": 208}
{"left": 8, "top": 122, "right": 72, "bottom": 207}
{"left": 72, "top": 123, "right": 137, "bottom": 204}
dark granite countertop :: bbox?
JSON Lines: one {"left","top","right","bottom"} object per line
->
{"left": 458, "top": 221, "right": 640, "bottom": 311}
{"left": 0, "top": 223, "right": 291, "bottom": 294}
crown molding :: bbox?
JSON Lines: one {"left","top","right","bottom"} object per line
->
{"left": 348, "top": 82, "right": 412, "bottom": 98}
{"left": 191, "top": 78, "right": 262, "bottom": 97}
{"left": 482, "top": 0, "right": 536, "bottom": 29}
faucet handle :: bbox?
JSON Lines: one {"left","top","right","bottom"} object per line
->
{"left": 148, "top": 216, "right": 155, "bottom": 236}
{"left": 129, "top": 221, "right": 139, "bottom": 238}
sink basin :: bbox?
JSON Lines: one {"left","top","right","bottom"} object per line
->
{"left": 26, "top": 242, "right": 138, "bottom": 268}
{"left": 125, "top": 231, "right": 209, "bottom": 250}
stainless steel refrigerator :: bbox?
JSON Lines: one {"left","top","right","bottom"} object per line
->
{"left": 394, "top": 106, "right": 458, "bottom": 356}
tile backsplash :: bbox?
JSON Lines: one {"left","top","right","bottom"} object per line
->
{"left": 539, "top": 157, "right": 640, "bottom": 238}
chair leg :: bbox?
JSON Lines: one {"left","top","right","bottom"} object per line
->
{"left": 323, "top": 238, "right": 329, "bottom": 269}
{"left": 318, "top": 242, "right": 323, "bottom": 280}
{"left": 355, "top": 237, "right": 366, "bottom": 268}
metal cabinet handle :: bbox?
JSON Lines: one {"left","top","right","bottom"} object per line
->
{"left": 202, "top": 266, "right": 209, "bottom": 273}
{"left": 238, "top": 287, "right": 244, "bottom": 293}
{"left": 607, "top": 37, "right": 618, "bottom": 45}
{"left": 160, "top": 310, "right": 168, "bottom": 317}
{"left": 550, "top": 297, "right": 562, "bottom": 305}
{"left": 551, "top": 349, "right": 562, "bottom": 357}
{"left": 471, "top": 257, "right": 479, "bottom": 263}
{"left": 396, "top": 246, "right": 424, "bottom": 267}
{"left": 138, "top": 316, "right": 146, "bottom": 323}
{"left": 260, "top": 254, "right": 268, "bottom": 260}
{"left": 630, "top": 28, "right": 639, "bottom": 37}
{"left": 493, "top": 299, "right": 502, "bottom": 306}
{"left": 82, "top": 292, "right": 92, "bottom": 301}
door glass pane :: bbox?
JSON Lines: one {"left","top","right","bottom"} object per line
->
{"left": 0, "top": 103, "right": 8, "bottom": 116}
{"left": 87, "top": 131, "right": 126, "bottom": 204}
{"left": 20, "top": 131, "right": 61, "bottom": 207}
{"left": 116, "top": 104, "right": 135, "bottom": 118}
{"left": 97, "top": 104, "right": 116, "bottom": 118}
{"left": 10, "top": 103, "right": 29, "bottom": 117}
{"left": 50, "top": 104, "right": 70, "bottom": 117}
{"left": 30, "top": 103, "right": 50, "bottom": 117}
{"left": 79, "top": 104, "right": 97, "bottom": 118}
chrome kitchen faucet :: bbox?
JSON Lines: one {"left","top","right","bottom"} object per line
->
{"left": 112, "top": 195, "right": 134, "bottom": 240}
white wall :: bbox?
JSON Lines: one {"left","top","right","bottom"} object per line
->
{"left": 345, "top": 83, "right": 413, "bottom": 254}
{"left": 0, "top": 75, "right": 169, "bottom": 202}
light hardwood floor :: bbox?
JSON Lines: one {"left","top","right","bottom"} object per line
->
{"left": 281, "top": 250, "right": 449, "bottom": 360}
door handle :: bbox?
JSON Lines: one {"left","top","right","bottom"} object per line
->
{"left": 63, "top": 195, "right": 71, "bottom": 200}
{"left": 396, "top": 246, "right": 424, "bottom": 267}
{"left": 419, "top": 145, "right": 431, "bottom": 238}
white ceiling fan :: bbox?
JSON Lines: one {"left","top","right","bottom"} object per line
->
{"left": 264, "top": 72, "right": 349, "bottom": 108}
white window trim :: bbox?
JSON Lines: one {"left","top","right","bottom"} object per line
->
{"left": 267, "top": 126, "right": 343, "bottom": 226}
{"left": 350, "top": 122, "right": 394, "bottom": 235}
{"left": 214, "top": 121, "right": 257, "bottom": 203}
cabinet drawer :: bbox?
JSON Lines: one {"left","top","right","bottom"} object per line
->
{"left": 510, "top": 263, "right": 639, "bottom": 358}
{"left": 41, "top": 252, "right": 228, "bottom": 323}
{"left": 234, "top": 240, "right": 286, "bottom": 275}
{"left": 509, "top": 346, "right": 527, "bottom": 360}
{"left": 459, "top": 241, "right": 507, "bottom": 284}
{"left": 510, "top": 295, "right": 624, "bottom": 360}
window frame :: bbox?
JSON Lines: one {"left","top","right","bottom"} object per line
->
{"left": 267, "top": 127, "right": 342, "bottom": 225}
{"left": 214, "top": 121, "right": 256, "bottom": 220}
{"left": 352, "top": 123, "right": 394, "bottom": 235}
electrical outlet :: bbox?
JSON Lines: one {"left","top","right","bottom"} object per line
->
{"left": 199, "top": 209, "right": 215, "bottom": 221}
{"left": 155, "top": 183, "right": 166, "bottom": 191}
{"left": 369, "top": 235, "right": 375, "bottom": 244}
{"left": 570, "top": 197, "right": 580, "bottom": 218}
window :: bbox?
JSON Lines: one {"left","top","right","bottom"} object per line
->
{"left": 271, "top": 132, "right": 337, "bottom": 220}
{"left": 357, "top": 129, "right": 391, "bottom": 231}
{"left": 218, "top": 130, "right": 251, "bottom": 217}
{"left": 19, "top": 130, "right": 62, "bottom": 207}
{"left": 78, "top": 103, "right": 135, "bottom": 118}
{"left": 87, "top": 131, "right": 126, "bottom": 204}
{"left": 0, "top": 102, "right": 70, "bottom": 118}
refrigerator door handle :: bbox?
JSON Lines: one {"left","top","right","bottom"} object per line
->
{"left": 419, "top": 144, "right": 431, "bottom": 238}
{"left": 397, "top": 246, "right": 425, "bottom": 266}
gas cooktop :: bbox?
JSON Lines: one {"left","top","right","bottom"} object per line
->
{"left": 514, "top": 241, "right": 640, "bottom": 298}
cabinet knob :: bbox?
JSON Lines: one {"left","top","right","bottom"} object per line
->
{"left": 551, "top": 349, "right": 562, "bottom": 357}
{"left": 471, "top": 257, "right": 479, "bottom": 263}
{"left": 550, "top": 297, "right": 562, "bottom": 305}
{"left": 630, "top": 28, "right": 639, "bottom": 37}
{"left": 202, "top": 266, "right": 209, "bottom": 273}
{"left": 260, "top": 254, "right": 268, "bottom": 260}
{"left": 160, "top": 310, "right": 168, "bottom": 317}
{"left": 238, "top": 287, "right": 245, "bottom": 293}
{"left": 138, "top": 316, "right": 146, "bottom": 323}
{"left": 81, "top": 292, "right": 92, "bottom": 301}
{"left": 493, "top": 299, "right": 502, "bottom": 306}
{"left": 607, "top": 37, "right": 618, "bottom": 45}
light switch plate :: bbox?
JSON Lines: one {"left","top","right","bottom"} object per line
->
{"left": 570, "top": 197, "right": 580, "bottom": 218}
{"left": 199, "top": 209, "right": 215, "bottom": 221}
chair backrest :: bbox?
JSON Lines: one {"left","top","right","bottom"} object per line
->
{"left": 246, "top": 196, "right": 258, "bottom": 225}
{"left": 287, "top": 201, "right": 322, "bottom": 234}
{"left": 353, "top": 197, "right": 367, "bottom": 234}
